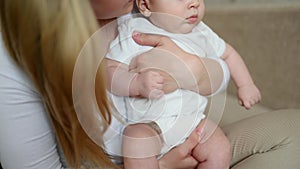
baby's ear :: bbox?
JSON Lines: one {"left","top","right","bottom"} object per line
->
{"left": 136, "top": 0, "right": 152, "bottom": 17}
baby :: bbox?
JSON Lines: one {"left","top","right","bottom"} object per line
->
{"left": 104, "top": 0, "right": 261, "bottom": 168}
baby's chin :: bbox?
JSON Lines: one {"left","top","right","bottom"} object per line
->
{"left": 149, "top": 13, "right": 200, "bottom": 34}
{"left": 161, "top": 23, "right": 197, "bottom": 34}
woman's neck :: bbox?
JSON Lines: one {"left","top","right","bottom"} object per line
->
{"left": 97, "top": 18, "right": 116, "bottom": 27}
{"left": 96, "top": 18, "right": 119, "bottom": 52}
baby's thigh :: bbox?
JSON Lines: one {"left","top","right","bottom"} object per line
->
{"left": 192, "top": 119, "right": 231, "bottom": 163}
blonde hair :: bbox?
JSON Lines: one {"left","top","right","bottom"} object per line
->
{"left": 0, "top": 0, "right": 117, "bottom": 168}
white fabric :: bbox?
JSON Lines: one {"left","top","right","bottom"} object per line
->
{"left": 0, "top": 34, "right": 66, "bottom": 169}
{"left": 106, "top": 14, "right": 226, "bottom": 63}
{"left": 104, "top": 14, "right": 230, "bottom": 156}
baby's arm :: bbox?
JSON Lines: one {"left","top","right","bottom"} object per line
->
{"left": 105, "top": 58, "right": 164, "bottom": 98}
{"left": 221, "top": 43, "right": 261, "bottom": 109}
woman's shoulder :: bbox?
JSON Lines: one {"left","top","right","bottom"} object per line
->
{"left": 0, "top": 33, "right": 38, "bottom": 93}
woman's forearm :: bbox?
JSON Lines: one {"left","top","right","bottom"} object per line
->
{"left": 129, "top": 51, "right": 225, "bottom": 96}
{"left": 130, "top": 32, "right": 227, "bottom": 96}
{"left": 189, "top": 57, "right": 224, "bottom": 96}
{"left": 170, "top": 54, "right": 224, "bottom": 96}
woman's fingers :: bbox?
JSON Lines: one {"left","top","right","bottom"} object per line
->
{"left": 158, "top": 129, "right": 202, "bottom": 169}
{"left": 178, "top": 156, "right": 198, "bottom": 169}
{"left": 178, "top": 130, "right": 202, "bottom": 154}
{"left": 132, "top": 31, "right": 167, "bottom": 47}
{"left": 128, "top": 56, "right": 137, "bottom": 71}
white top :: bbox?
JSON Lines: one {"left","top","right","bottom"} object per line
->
{"left": 0, "top": 34, "right": 66, "bottom": 169}
{"left": 107, "top": 14, "right": 226, "bottom": 64}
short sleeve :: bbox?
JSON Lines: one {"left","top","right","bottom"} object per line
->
{"left": 208, "top": 57, "right": 230, "bottom": 96}
{"left": 194, "top": 22, "right": 226, "bottom": 58}
{"left": 105, "top": 16, "right": 153, "bottom": 65}
{"left": 0, "top": 36, "right": 66, "bottom": 169}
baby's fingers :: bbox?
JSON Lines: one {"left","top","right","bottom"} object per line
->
{"left": 149, "top": 89, "right": 164, "bottom": 99}
{"left": 154, "top": 74, "right": 164, "bottom": 84}
{"left": 238, "top": 99, "right": 243, "bottom": 106}
{"left": 239, "top": 98, "right": 252, "bottom": 109}
{"left": 244, "top": 101, "right": 252, "bottom": 110}
{"left": 256, "top": 93, "right": 262, "bottom": 103}
{"left": 251, "top": 93, "right": 261, "bottom": 105}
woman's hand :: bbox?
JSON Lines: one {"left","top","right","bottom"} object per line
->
{"left": 129, "top": 32, "right": 225, "bottom": 96}
{"left": 158, "top": 129, "right": 203, "bottom": 169}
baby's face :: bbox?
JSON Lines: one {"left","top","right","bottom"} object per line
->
{"left": 148, "top": 0, "right": 205, "bottom": 33}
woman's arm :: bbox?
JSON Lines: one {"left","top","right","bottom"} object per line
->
{"left": 0, "top": 44, "right": 66, "bottom": 168}
{"left": 129, "top": 32, "right": 228, "bottom": 96}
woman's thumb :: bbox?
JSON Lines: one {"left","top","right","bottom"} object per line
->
{"left": 128, "top": 57, "right": 137, "bottom": 71}
{"left": 132, "top": 31, "right": 162, "bottom": 47}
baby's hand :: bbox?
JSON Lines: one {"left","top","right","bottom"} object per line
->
{"left": 237, "top": 84, "right": 261, "bottom": 109}
{"left": 135, "top": 70, "right": 164, "bottom": 99}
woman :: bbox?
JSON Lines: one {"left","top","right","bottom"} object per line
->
{"left": 1, "top": 1, "right": 300, "bottom": 169}
{"left": 0, "top": 0, "right": 228, "bottom": 168}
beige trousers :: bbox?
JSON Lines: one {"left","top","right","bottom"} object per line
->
{"left": 221, "top": 109, "right": 300, "bottom": 169}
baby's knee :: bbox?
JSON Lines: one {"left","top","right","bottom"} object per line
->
{"left": 123, "top": 123, "right": 159, "bottom": 138}
{"left": 122, "top": 123, "right": 162, "bottom": 158}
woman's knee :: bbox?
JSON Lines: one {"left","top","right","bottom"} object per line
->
{"left": 223, "top": 109, "right": 300, "bottom": 167}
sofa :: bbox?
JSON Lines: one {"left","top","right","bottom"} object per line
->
{"left": 201, "top": 2, "right": 300, "bottom": 168}
{"left": 202, "top": 1, "right": 300, "bottom": 124}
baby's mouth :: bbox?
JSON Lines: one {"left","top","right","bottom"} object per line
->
{"left": 186, "top": 15, "right": 198, "bottom": 24}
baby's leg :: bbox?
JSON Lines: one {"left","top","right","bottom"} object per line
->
{"left": 122, "top": 123, "right": 162, "bottom": 169}
{"left": 192, "top": 119, "right": 231, "bottom": 169}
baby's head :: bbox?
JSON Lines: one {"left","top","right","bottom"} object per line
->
{"left": 135, "top": 0, "right": 205, "bottom": 33}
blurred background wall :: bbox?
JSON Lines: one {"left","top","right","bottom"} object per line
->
{"left": 203, "top": 0, "right": 300, "bottom": 109}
